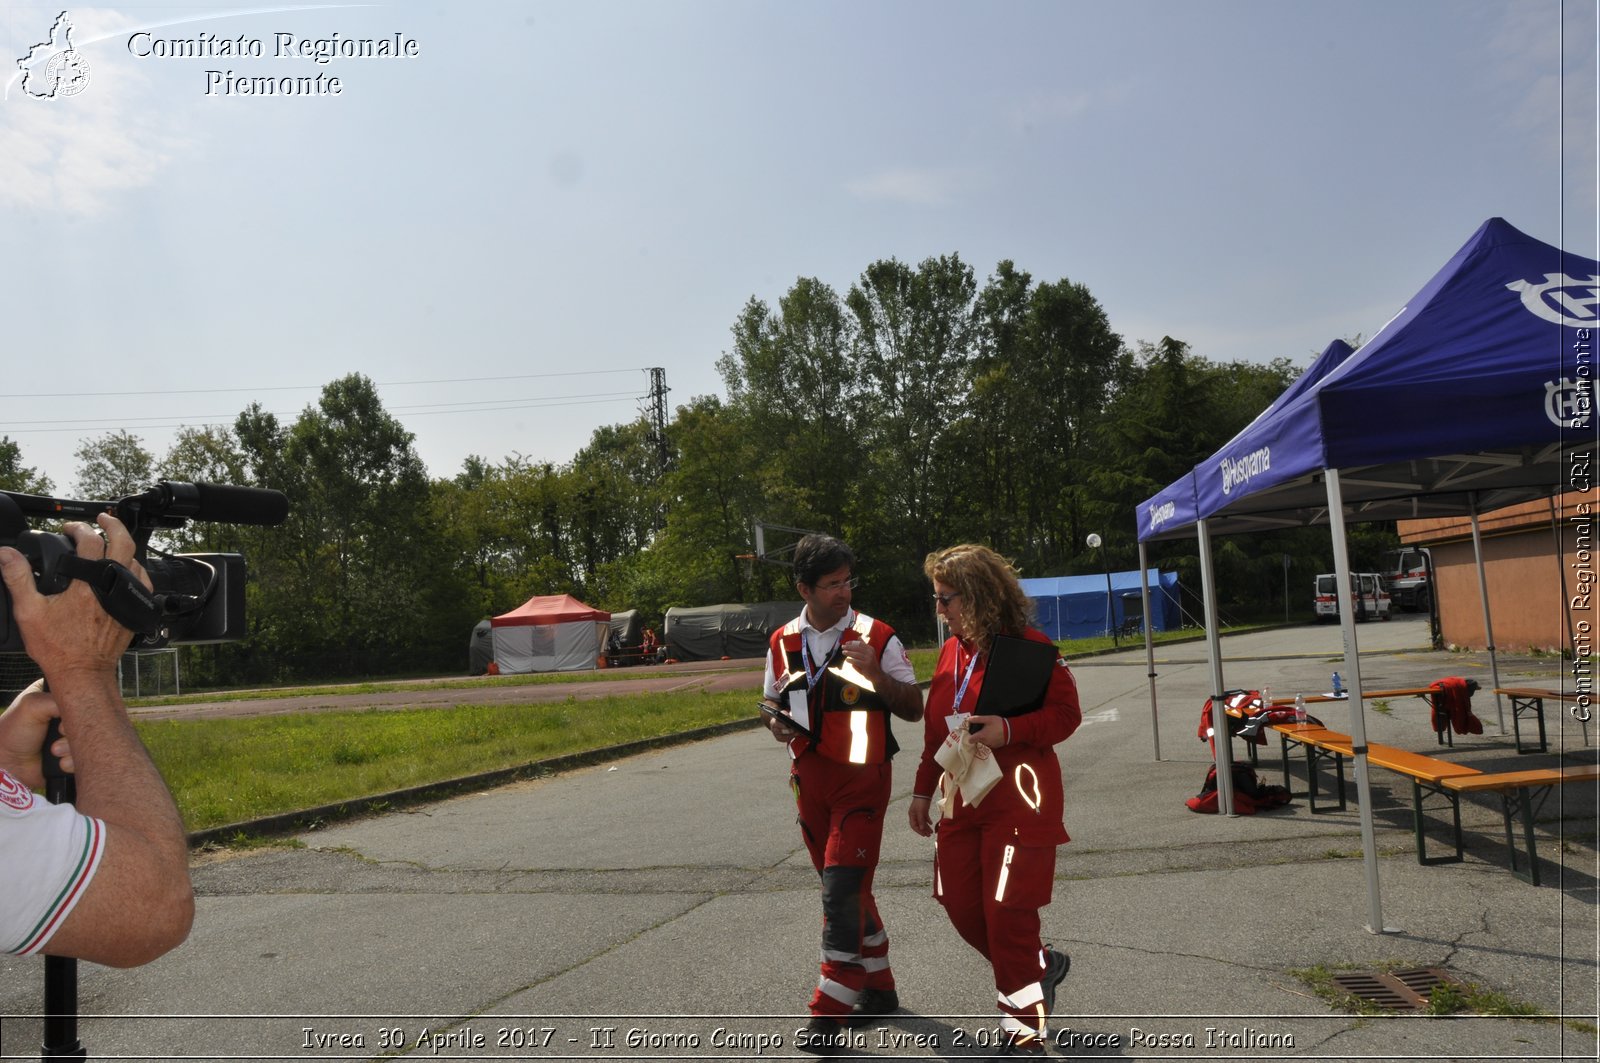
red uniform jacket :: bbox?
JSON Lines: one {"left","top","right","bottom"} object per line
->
{"left": 913, "top": 628, "right": 1081, "bottom": 845}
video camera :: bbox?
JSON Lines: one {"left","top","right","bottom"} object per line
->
{"left": 0, "top": 480, "right": 289, "bottom": 651}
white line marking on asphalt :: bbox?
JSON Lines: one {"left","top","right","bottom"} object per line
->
{"left": 1079, "top": 707, "right": 1121, "bottom": 725}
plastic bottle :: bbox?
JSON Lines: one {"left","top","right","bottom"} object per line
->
{"left": 1331, "top": 671, "right": 1344, "bottom": 697}
{"left": 1294, "top": 693, "right": 1307, "bottom": 724}
{"left": 1260, "top": 686, "right": 1272, "bottom": 711}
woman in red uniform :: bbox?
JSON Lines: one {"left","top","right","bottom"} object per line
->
{"left": 908, "top": 544, "right": 1082, "bottom": 1058}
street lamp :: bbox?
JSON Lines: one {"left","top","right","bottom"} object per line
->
{"left": 1087, "top": 532, "right": 1117, "bottom": 647}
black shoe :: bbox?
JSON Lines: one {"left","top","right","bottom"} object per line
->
{"left": 795, "top": 1015, "right": 849, "bottom": 1056}
{"left": 854, "top": 987, "right": 899, "bottom": 1016}
{"left": 1040, "top": 946, "right": 1071, "bottom": 1015}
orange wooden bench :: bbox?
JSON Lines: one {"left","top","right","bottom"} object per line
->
{"left": 1267, "top": 723, "right": 1481, "bottom": 865}
{"left": 1443, "top": 766, "right": 1600, "bottom": 885}
{"left": 1493, "top": 687, "right": 1571, "bottom": 755}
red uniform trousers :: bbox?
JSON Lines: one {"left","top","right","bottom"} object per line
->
{"left": 933, "top": 818, "right": 1058, "bottom": 1039}
{"left": 791, "top": 747, "right": 894, "bottom": 1017}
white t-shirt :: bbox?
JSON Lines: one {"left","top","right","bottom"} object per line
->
{"left": 0, "top": 769, "right": 104, "bottom": 956}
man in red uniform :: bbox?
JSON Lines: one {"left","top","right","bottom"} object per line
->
{"left": 761, "top": 534, "right": 922, "bottom": 1053}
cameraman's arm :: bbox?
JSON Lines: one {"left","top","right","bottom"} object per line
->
{"left": 0, "top": 515, "right": 194, "bottom": 967}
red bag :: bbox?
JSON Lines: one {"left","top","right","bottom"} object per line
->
{"left": 1185, "top": 763, "right": 1292, "bottom": 814}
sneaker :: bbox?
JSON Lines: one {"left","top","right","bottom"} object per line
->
{"left": 854, "top": 987, "right": 899, "bottom": 1016}
{"left": 795, "top": 1015, "right": 849, "bottom": 1056}
{"left": 1040, "top": 947, "right": 1071, "bottom": 1015}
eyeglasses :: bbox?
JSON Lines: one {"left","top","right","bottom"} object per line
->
{"left": 813, "top": 576, "right": 859, "bottom": 592}
{"left": 932, "top": 592, "right": 961, "bottom": 606}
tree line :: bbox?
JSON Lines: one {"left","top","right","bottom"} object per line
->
{"left": 0, "top": 253, "right": 1394, "bottom": 684}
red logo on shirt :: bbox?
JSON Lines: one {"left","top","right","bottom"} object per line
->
{"left": 0, "top": 769, "right": 36, "bottom": 812}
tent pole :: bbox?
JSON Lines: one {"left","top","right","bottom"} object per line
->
{"left": 1327, "top": 469, "right": 1391, "bottom": 934}
{"left": 1196, "top": 519, "right": 1233, "bottom": 815}
{"left": 1138, "top": 541, "right": 1160, "bottom": 761}
{"left": 1468, "top": 493, "right": 1507, "bottom": 733}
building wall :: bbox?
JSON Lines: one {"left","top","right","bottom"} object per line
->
{"left": 1399, "top": 492, "right": 1595, "bottom": 653}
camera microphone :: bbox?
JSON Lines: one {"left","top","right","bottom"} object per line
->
{"left": 188, "top": 482, "right": 289, "bottom": 526}
{"left": 141, "top": 481, "right": 289, "bottom": 527}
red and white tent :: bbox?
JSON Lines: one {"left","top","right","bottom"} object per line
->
{"left": 489, "top": 594, "right": 611, "bottom": 674}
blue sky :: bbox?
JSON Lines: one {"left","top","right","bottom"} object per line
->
{"left": 2, "top": 0, "right": 1595, "bottom": 495}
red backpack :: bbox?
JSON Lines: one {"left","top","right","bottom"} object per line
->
{"left": 1185, "top": 762, "right": 1292, "bottom": 814}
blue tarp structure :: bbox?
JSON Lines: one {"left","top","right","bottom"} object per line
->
{"left": 1021, "top": 569, "right": 1181, "bottom": 640}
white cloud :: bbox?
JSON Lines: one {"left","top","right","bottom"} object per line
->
{"left": 843, "top": 166, "right": 963, "bottom": 206}
{"left": 0, "top": 7, "right": 189, "bottom": 217}
{"left": 1009, "top": 90, "right": 1092, "bottom": 131}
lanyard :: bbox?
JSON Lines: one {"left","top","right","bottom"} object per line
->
{"left": 950, "top": 642, "right": 982, "bottom": 713}
{"left": 800, "top": 609, "right": 852, "bottom": 692}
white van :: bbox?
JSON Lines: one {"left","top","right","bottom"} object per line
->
{"left": 1314, "top": 572, "right": 1391, "bottom": 622}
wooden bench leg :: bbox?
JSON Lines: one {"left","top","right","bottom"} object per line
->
{"left": 1411, "top": 779, "right": 1464, "bottom": 866}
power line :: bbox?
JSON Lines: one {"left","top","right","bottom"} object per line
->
{"left": 1, "top": 394, "right": 643, "bottom": 436}
{"left": 0, "top": 369, "right": 651, "bottom": 401}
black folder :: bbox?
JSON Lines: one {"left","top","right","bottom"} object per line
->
{"left": 972, "top": 634, "right": 1058, "bottom": 718}
{"left": 760, "top": 702, "right": 813, "bottom": 738}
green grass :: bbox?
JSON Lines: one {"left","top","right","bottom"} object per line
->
{"left": 136, "top": 688, "right": 754, "bottom": 832}
{"left": 132, "top": 620, "right": 1278, "bottom": 837}
{"left": 125, "top": 665, "right": 742, "bottom": 709}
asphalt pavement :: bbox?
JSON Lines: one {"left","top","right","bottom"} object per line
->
{"left": 2, "top": 612, "right": 1595, "bottom": 1062}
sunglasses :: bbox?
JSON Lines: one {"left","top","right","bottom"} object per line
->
{"left": 932, "top": 591, "right": 961, "bottom": 606}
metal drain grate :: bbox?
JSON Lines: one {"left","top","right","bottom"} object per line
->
{"left": 1330, "top": 967, "right": 1461, "bottom": 1010}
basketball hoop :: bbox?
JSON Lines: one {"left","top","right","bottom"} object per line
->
{"left": 735, "top": 553, "right": 756, "bottom": 584}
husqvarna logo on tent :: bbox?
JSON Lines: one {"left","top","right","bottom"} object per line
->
{"left": 1544, "top": 378, "right": 1592, "bottom": 429}
{"left": 1147, "top": 500, "right": 1177, "bottom": 530}
{"left": 1219, "top": 447, "right": 1271, "bottom": 495}
{"left": 1506, "top": 274, "right": 1600, "bottom": 327}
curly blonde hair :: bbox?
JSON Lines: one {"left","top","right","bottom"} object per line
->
{"left": 923, "top": 543, "right": 1033, "bottom": 654}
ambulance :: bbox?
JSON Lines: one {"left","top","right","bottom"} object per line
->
{"left": 1313, "top": 572, "right": 1391, "bottom": 622}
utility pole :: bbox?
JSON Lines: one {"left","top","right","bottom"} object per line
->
{"left": 646, "top": 367, "right": 670, "bottom": 475}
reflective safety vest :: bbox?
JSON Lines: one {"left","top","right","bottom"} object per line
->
{"left": 770, "top": 611, "right": 898, "bottom": 765}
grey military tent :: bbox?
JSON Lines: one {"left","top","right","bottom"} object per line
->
{"left": 664, "top": 601, "right": 802, "bottom": 661}
{"left": 468, "top": 618, "right": 494, "bottom": 675}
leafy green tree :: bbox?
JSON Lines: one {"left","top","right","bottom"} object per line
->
{"left": 72, "top": 430, "right": 153, "bottom": 499}
{"left": 716, "top": 278, "right": 864, "bottom": 537}
{"left": 0, "top": 436, "right": 52, "bottom": 494}
{"left": 845, "top": 254, "right": 977, "bottom": 619}
{"left": 565, "top": 419, "right": 664, "bottom": 588}
{"left": 266, "top": 374, "right": 444, "bottom": 675}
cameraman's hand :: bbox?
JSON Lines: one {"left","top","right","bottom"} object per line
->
{"left": 0, "top": 513, "right": 150, "bottom": 686}
{"left": 0, "top": 680, "right": 72, "bottom": 789}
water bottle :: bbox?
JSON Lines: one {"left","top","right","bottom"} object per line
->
{"left": 1260, "top": 686, "right": 1272, "bottom": 712}
{"left": 1294, "top": 693, "right": 1307, "bottom": 724}
{"left": 1331, "top": 671, "right": 1344, "bottom": 697}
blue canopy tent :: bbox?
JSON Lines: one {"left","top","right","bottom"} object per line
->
{"left": 1021, "top": 569, "right": 1180, "bottom": 640}
{"left": 1139, "top": 218, "right": 1598, "bottom": 932}
{"left": 1131, "top": 339, "right": 1356, "bottom": 759}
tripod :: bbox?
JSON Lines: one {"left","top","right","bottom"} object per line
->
{"left": 41, "top": 716, "right": 86, "bottom": 1061}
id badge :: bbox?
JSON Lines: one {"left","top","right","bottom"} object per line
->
{"left": 946, "top": 711, "right": 971, "bottom": 734}
{"left": 787, "top": 689, "right": 812, "bottom": 732}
